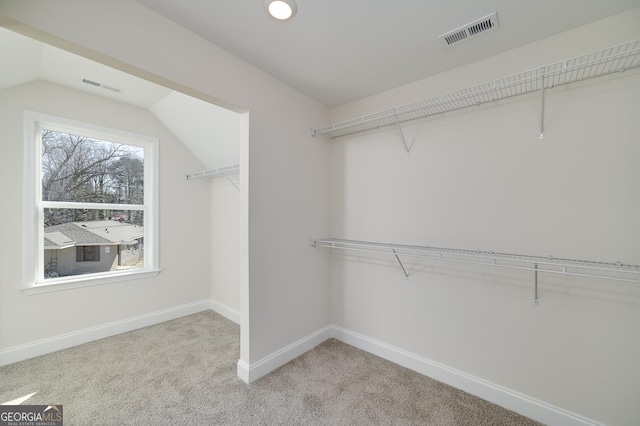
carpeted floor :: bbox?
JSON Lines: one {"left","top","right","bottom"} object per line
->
{"left": 0, "top": 311, "right": 540, "bottom": 425}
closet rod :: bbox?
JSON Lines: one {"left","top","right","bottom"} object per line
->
{"left": 311, "top": 39, "right": 640, "bottom": 139}
{"left": 310, "top": 238, "right": 640, "bottom": 302}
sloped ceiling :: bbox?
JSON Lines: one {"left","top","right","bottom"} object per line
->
{"left": 135, "top": 0, "right": 640, "bottom": 107}
{"left": 0, "top": 27, "right": 240, "bottom": 171}
{"left": 3, "top": 2, "right": 639, "bottom": 162}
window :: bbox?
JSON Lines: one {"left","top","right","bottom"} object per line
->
{"left": 77, "top": 246, "right": 100, "bottom": 262}
{"left": 24, "top": 111, "right": 159, "bottom": 292}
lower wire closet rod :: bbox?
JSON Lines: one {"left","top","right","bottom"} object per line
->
{"left": 310, "top": 238, "right": 640, "bottom": 304}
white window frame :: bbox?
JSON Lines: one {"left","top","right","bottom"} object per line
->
{"left": 23, "top": 111, "right": 159, "bottom": 294}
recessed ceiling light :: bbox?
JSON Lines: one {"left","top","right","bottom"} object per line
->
{"left": 263, "top": 0, "right": 297, "bottom": 20}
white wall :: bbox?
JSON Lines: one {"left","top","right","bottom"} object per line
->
{"left": 152, "top": 81, "right": 242, "bottom": 323}
{"left": 0, "top": 0, "right": 331, "bottom": 370}
{"left": 330, "top": 9, "right": 640, "bottom": 426}
{"left": 0, "top": 80, "right": 211, "bottom": 349}
{"left": 211, "top": 178, "right": 240, "bottom": 315}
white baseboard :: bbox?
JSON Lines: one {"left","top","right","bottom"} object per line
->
{"left": 236, "top": 325, "right": 333, "bottom": 384}
{"left": 0, "top": 299, "right": 211, "bottom": 366}
{"left": 0, "top": 305, "right": 601, "bottom": 426}
{"left": 236, "top": 359, "right": 251, "bottom": 383}
{"left": 330, "top": 325, "right": 601, "bottom": 426}
{"left": 209, "top": 299, "right": 240, "bottom": 324}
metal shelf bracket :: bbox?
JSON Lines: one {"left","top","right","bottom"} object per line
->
{"left": 226, "top": 176, "right": 240, "bottom": 191}
{"left": 394, "top": 115, "right": 411, "bottom": 154}
{"left": 393, "top": 248, "right": 409, "bottom": 278}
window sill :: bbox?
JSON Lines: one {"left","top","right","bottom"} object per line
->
{"left": 21, "top": 269, "right": 161, "bottom": 295}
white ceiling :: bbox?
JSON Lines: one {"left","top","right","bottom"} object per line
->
{"left": 0, "top": 27, "right": 240, "bottom": 170}
{"left": 135, "top": 0, "right": 640, "bottom": 107}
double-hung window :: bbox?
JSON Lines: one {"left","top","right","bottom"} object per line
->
{"left": 24, "top": 111, "right": 159, "bottom": 292}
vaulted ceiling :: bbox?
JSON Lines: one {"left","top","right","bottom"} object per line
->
{"left": 135, "top": 0, "right": 640, "bottom": 107}
{"left": 2, "top": 1, "right": 639, "bottom": 168}
{"left": 0, "top": 27, "right": 240, "bottom": 170}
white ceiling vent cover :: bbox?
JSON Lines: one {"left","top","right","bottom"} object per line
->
{"left": 82, "top": 78, "right": 122, "bottom": 93}
{"left": 439, "top": 12, "right": 499, "bottom": 46}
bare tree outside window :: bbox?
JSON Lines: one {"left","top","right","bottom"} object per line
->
{"left": 41, "top": 129, "right": 144, "bottom": 226}
{"left": 40, "top": 129, "right": 146, "bottom": 279}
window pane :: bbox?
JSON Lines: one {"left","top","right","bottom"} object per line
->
{"left": 82, "top": 246, "right": 97, "bottom": 261}
{"left": 41, "top": 129, "right": 144, "bottom": 204}
{"left": 43, "top": 208, "right": 144, "bottom": 279}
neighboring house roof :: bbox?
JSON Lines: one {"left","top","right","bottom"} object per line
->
{"left": 44, "top": 220, "right": 144, "bottom": 249}
{"left": 43, "top": 231, "right": 75, "bottom": 249}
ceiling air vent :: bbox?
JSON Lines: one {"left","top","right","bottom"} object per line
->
{"left": 81, "top": 78, "right": 122, "bottom": 93}
{"left": 439, "top": 12, "right": 499, "bottom": 46}
{"left": 99, "top": 84, "right": 121, "bottom": 93}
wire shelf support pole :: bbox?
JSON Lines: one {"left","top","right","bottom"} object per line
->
{"left": 534, "top": 263, "right": 539, "bottom": 305}
{"left": 539, "top": 68, "right": 546, "bottom": 140}
{"left": 394, "top": 114, "right": 411, "bottom": 154}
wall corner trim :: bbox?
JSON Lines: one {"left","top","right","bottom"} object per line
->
{"left": 236, "top": 359, "right": 251, "bottom": 383}
{"left": 237, "top": 325, "right": 333, "bottom": 384}
{"left": 209, "top": 299, "right": 241, "bottom": 324}
{"left": 0, "top": 299, "right": 212, "bottom": 366}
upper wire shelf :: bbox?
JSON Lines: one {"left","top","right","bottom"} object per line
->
{"left": 311, "top": 39, "right": 640, "bottom": 139}
{"left": 310, "top": 238, "right": 640, "bottom": 304}
{"left": 185, "top": 163, "right": 240, "bottom": 180}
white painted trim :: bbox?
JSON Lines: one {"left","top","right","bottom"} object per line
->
{"left": 0, "top": 300, "right": 211, "bottom": 366}
{"left": 21, "top": 270, "right": 161, "bottom": 295}
{"left": 22, "top": 110, "right": 160, "bottom": 289}
{"left": 236, "top": 359, "right": 250, "bottom": 383}
{"left": 236, "top": 325, "right": 333, "bottom": 384}
{"left": 330, "top": 325, "right": 602, "bottom": 426}
{"left": 209, "top": 299, "right": 240, "bottom": 324}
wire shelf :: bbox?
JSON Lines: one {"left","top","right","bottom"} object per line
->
{"left": 311, "top": 238, "right": 640, "bottom": 303}
{"left": 311, "top": 39, "right": 640, "bottom": 139}
{"left": 185, "top": 163, "right": 240, "bottom": 180}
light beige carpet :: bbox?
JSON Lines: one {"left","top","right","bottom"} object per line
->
{"left": 0, "top": 311, "right": 540, "bottom": 425}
